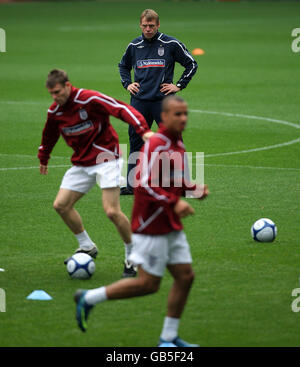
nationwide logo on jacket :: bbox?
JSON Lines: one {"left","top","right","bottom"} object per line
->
{"left": 62, "top": 120, "right": 94, "bottom": 136}
{"left": 137, "top": 59, "right": 165, "bottom": 68}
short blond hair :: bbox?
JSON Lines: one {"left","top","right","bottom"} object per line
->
{"left": 46, "top": 69, "right": 69, "bottom": 89}
{"left": 140, "top": 9, "right": 160, "bottom": 25}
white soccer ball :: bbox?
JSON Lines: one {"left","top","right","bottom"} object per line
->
{"left": 66, "top": 253, "right": 95, "bottom": 279}
{"left": 251, "top": 218, "right": 277, "bottom": 242}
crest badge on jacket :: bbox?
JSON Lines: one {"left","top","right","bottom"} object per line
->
{"left": 158, "top": 46, "right": 164, "bottom": 56}
{"left": 79, "top": 109, "right": 88, "bottom": 120}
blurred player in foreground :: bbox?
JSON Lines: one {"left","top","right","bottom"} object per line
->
{"left": 74, "top": 95, "right": 209, "bottom": 347}
{"left": 38, "top": 69, "right": 153, "bottom": 277}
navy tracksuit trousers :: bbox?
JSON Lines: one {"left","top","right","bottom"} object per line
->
{"left": 127, "top": 97, "right": 163, "bottom": 190}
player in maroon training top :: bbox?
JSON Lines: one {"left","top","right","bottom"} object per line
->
{"left": 38, "top": 69, "right": 153, "bottom": 278}
{"left": 74, "top": 96, "right": 209, "bottom": 347}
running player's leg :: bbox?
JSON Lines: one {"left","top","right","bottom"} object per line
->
{"left": 89, "top": 266, "right": 161, "bottom": 302}
{"left": 157, "top": 263, "right": 196, "bottom": 347}
{"left": 53, "top": 188, "right": 97, "bottom": 255}
{"left": 102, "top": 187, "right": 132, "bottom": 244}
{"left": 96, "top": 158, "right": 136, "bottom": 276}
{"left": 158, "top": 232, "right": 197, "bottom": 347}
{"left": 74, "top": 233, "right": 167, "bottom": 331}
{"left": 102, "top": 186, "right": 136, "bottom": 277}
{"left": 53, "top": 188, "right": 84, "bottom": 235}
{"left": 55, "top": 166, "right": 98, "bottom": 258}
{"left": 158, "top": 263, "right": 197, "bottom": 347}
{"left": 166, "top": 263, "right": 195, "bottom": 318}
{"left": 74, "top": 266, "right": 161, "bottom": 331}
{"left": 165, "top": 231, "right": 194, "bottom": 318}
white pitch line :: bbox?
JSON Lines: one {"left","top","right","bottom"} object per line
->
{"left": 203, "top": 163, "right": 300, "bottom": 172}
{"left": 0, "top": 101, "right": 51, "bottom": 106}
{"left": 1, "top": 163, "right": 299, "bottom": 173}
{"left": 0, "top": 100, "right": 48, "bottom": 106}
{"left": 190, "top": 109, "right": 300, "bottom": 130}
{"left": 0, "top": 153, "right": 69, "bottom": 160}
{"left": 58, "top": 24, "right": 136, "bottom": 32}
{"left": 190, "top": 109, "right": 300, "bottom": 157}
{"left": 0, "top": 165, "right": 70, "bottom": 171}
{"left": 204, "top": 137, "right": 300, "bottom": 158}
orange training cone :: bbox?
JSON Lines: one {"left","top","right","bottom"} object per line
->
{"left": 192, "top": 48, "right": 205, "bottom": 56}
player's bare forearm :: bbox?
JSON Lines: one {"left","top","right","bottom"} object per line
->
{"left": 195, "top": 184, "right": 209, "bottom": 200}
{"left": 40, "top": 164, "right": 48, "bottom": 175}
{"left": 174, "top": 199, "right": 195, "bottom": 218}
{"left": 186, "top": 184, "right": 209, "bottom": 200}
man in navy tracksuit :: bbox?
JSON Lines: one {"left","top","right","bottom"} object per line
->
{"left": 118, "top": 9, "right": 198, "bottom": 194}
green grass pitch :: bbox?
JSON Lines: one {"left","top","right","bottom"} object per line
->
{"left": 0, "top": 0, "right": 300, "bottom": 347}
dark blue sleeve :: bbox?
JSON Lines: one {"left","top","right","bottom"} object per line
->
{"left": 118, "top": 44, "right": 133, "bottom": 90}
{"left": 173, "top": 41, "right": 198, "bottom": 89}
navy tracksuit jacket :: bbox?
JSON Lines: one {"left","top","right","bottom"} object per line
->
{"left": 118, "top": 31, "right": 198, "bottom": 189}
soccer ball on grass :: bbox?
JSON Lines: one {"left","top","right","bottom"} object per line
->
{"left": 66, "top": 253, "right": 95, "bottom": 279}
{"left": 251, "top": 218, "right": 277, "bottom": 242}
